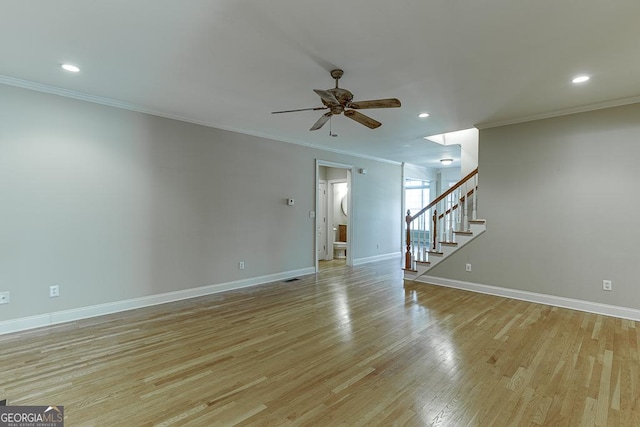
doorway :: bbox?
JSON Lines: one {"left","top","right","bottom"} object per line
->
{"left": 316, "top": 160, "right": 353, "bottom": 272}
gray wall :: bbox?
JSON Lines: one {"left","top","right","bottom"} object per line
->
{"left": 428, "top": 102, "right": 640, "bottom": 310}
{"left": 0, "top": 84, "right": 401, "bottom": 322}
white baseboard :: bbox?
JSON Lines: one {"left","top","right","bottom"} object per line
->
{"left": 352, "top": 252, "right": 402, "bottom": 266}
{"left": 417, "top": 275, "right": 640, "bottom": 321}
{"left": 0, "top": 267, "right": 316, "bottom": 335}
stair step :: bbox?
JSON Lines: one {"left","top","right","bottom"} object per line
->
{"left": 469, "top": 219, "right": 486, "bottom": 224}
{"left": 402, "top": 267, "right": 418, "bottom": 273}
{"left": 440, "top": 241, "right": 458, "bottom": 247}
{"left": 454, "top": 230, "right": 473, "bottom": 236}
{"left": 428, "top": 251, "right": 444, "bottom": 256}
{"left": 416, "top": 260, "right": 431, "bottom": 265}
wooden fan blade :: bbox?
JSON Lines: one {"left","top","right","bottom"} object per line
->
{"left": 344, "top": 110, "right": 382, "bottom": 129}
{"left": 272, "top": 106, "right": 326, "bottom": 114}
{"left": 313, "top": 89, "right": 339, "bottom": 105}
{"left": 310, "top": 112, "right": 333, "bottom": 131}
{"left": 349, "top": 98, "right": 401, "bottom": 109}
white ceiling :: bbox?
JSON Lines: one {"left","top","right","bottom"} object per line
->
{"left": 2, "top": 1, "right": 639, "bottom": 168}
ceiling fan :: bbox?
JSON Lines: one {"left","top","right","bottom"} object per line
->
{"left": 271, "top": 69, "right": 401, "bottom": 131}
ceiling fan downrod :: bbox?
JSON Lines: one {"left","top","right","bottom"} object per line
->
{"left": 330, "top": 69, "right": 344, "bottom": 88}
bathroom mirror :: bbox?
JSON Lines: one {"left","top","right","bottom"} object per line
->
{"left": 340, "top": 195, "right": 348, "bottom": 216}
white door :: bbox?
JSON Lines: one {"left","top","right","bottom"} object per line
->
{"left": 317, "top": 181, "right": 328, "bottom": 260}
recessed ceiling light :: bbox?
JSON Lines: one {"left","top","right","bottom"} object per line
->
{"left": 572, "top": 75, "right": 589, "bottom": 84}
{"left": 403, "top": 144, "right": 412, "bottom": 148}
{"left": 61, "top": 64, "right": 80, "bottom": 73}
{"left": 418, "top": 113, "right": 430, "bottom": 118}
{"left": 440, "top": 159, "right": 454, "bottom": 166}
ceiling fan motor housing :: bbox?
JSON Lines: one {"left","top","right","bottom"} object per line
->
{"left": 322, "top": 88, "right": 354, "bottom": 111}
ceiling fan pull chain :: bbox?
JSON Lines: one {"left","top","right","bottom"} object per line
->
{"left": 329, "top": 116, "right": 337, "bottom": 137}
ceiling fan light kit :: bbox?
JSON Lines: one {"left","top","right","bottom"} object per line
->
{"left": 272, "top": 69, "right": 401, "bottom": 132}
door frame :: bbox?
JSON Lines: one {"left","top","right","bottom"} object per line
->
{"left": 315, "top": 159, "right": 353, "bottom": 272}
{"left": 317, "top": 180, "right": 328, "bottom": 261}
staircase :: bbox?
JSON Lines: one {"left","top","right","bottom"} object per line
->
{"left": 403, "top": 168, "right": 486, "bottom": 280}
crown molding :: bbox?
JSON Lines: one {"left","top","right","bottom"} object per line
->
{"left": 0, "top": 74, "right": 401, "bottom": 166}
{"left": 476, "top": 95, "right": 640, "bottom": 130}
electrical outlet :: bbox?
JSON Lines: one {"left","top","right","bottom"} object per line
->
{"left": 0, "top": 291, "right": 9, "bottom": 304}
{"left": 238, "top": 261, "right": 245, "bottom": 270}
{"left": 602, "top": 280, "right": 612, "bottom": 291}
{"left": 465, "top": 263, "right": 472, "bottom": 272}
{"left": 50, "top": 285, "right": 60, "bottom": 298}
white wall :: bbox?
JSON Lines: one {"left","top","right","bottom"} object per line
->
{"left": 403, "top": 163, "right": 436, "bottom": 182}
{"left": 459, "top": 128, "right": 479, "bottom": 176}
{"left": 0, "top": 84, "right": 401, "bottom": 324}
{"left": 428, "top": 102, "right": 640, "bottom": 310}
{"left": 436, "top": 167, "right": 462, "bottom": 197}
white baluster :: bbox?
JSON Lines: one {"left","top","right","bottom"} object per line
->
{"left": 439, "top": 200, "right": 444, "bottom": 245}
{"left": 442, "top": 198, "right": 447, "bottom": 244}
{"left": 422, "top": 217, "right": 429, "bottom": 261}
{"left": 423, "top": 229, "right": 428, "bottom": 261}
{"left": 463, "top": 181, "right": 469, "bottom": 231}
{"left": 440, "top": 200, "right": 446, "bottom": 247}
{"left": 420, "top": 214, "right": 424, "bottom": 261}
{"left": 419, "top": 214, "right": 424, "bottom": 261}
{"left": 416, "top": 215, "right": 421, "bottom": 263}
{"left": 456, "top": 188, "right": 462, "bottom": 232}
{"left": 448, "top": 193, "right": 454, "bottom": 242}
{"left": 422, "top": 214, "right": 427, "bottom": 260}
{"left": 413, "top": 218, "right": 417, "bottom": 262}
{"left": 412, "top": 218, "right": 416, "bottom": 267}
{"left": 453, "top": 188, "right": 457, "bottom": 231}
{"left": 418, "top": 216, "right": 421, "bottom": 260}
{"left": 451, "top": 192, "right": 455, "bottom": 241}
{"left": 472, "top": 174, "right": 478, "bottom": 220}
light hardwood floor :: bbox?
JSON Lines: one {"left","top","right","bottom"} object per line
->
{"left": 1, "top": 259, "right": 639, "bottom": 426}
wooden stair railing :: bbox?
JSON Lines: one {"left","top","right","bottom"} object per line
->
{"left": 405, "top": 168, "right": 479, "bottom": 270}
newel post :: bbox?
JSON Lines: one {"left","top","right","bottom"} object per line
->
{"left": 405, "top": 210, "right": 413, "bottom": 270}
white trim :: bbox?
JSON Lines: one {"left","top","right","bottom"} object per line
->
{"left": 0, "top": 267, "right": 315, "bottom": 336}
{"left": 316, "top": 160, "right": 354, "bottom": 170}
{"left": 416, "top": 275, "right": 640, "bottom": 321}
{"left": 477, "top": 95, "right": 640, "bottom": 129}
{"left": 314, "top": 161, "right": 320, "bottom": 272}
{"left": 353, "top": 252, "right": 402, "bottom": 266}
{"left": 317, "top": 179, "right": 329, "bottom": 262}
{"left": 401, "top": 163, "right": 407, "bottom": 255}
{"left": 345, "top": 169, "right": 353, "bottom": 266}
{"left": 0, "top": 76, "right": 400, "bottom": 166}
